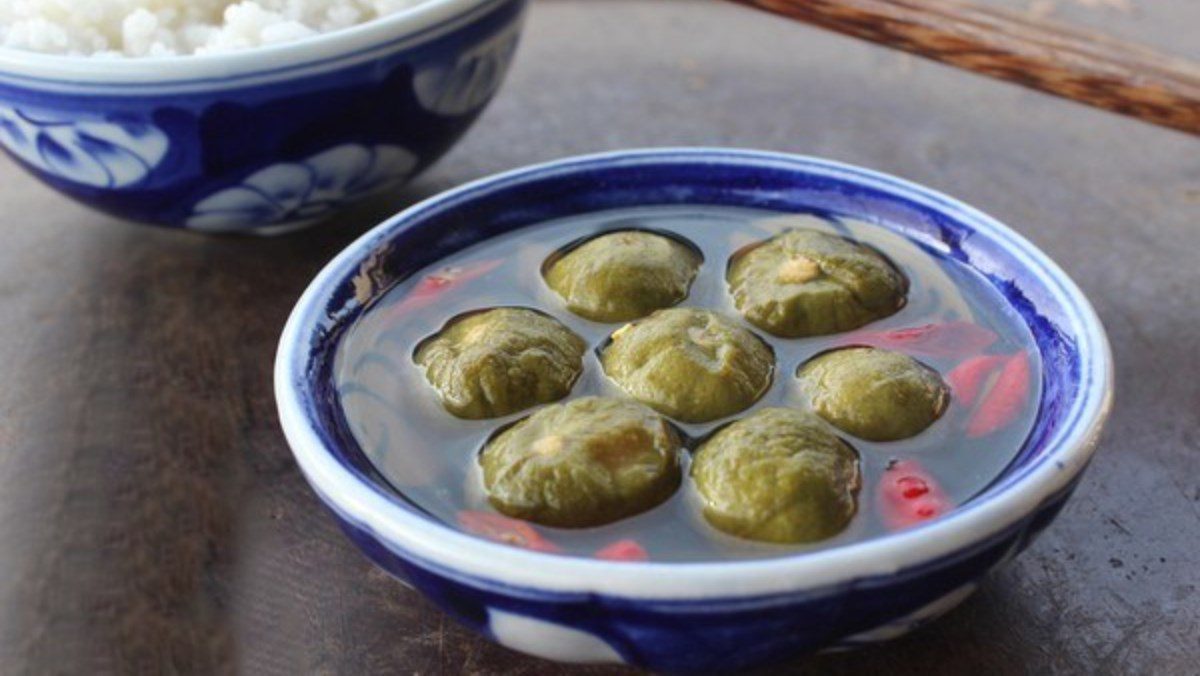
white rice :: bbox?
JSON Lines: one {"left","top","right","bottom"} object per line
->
{"left": 0, "top": 0, "right": 433, "bottom": 57}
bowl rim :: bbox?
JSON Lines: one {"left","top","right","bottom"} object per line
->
{"left": 0, "top": 0, "right": 504, "bottom": 86}
{"left": 275, "top": 147, "right": 1114, "bottom": 600}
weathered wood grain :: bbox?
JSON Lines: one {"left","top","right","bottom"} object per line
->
{"left": 724, "top": 0, "right": 1200, "bottom": 134}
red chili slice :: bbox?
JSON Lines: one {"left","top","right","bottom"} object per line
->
{"left": 878, "top": 459, "right": 952, "bottom": 530}
{"left": 388, "top": 258, "right": 503, "bottom": 318}
{"left": 457, "top": 511, "right": 560, "bottom": 553}
{"left": 966, "top": 351, "right": 1032, "bottom": 438}
{"left": 946, "top": 354, "right": 1008, "bottom": 408}
{"left": 594, "top": 539, "right": 648, "bottom": 562}
{"left": 843, "top": 321, "right": 998, "bottom": 359}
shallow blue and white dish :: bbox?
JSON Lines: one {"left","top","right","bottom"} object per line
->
{"left": 275, "top": 148, "right": 1113, "bottom": 670}
{"left": 0, "top": 0, "right": 526, "bottom": 233}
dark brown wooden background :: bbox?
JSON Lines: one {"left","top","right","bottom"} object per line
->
{"left": 1, "top": 1, "right": 1197, "bottom": 673}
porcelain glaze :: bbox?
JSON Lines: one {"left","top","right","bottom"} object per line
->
{"left": 275, "top": 149, "right": 1113, "bottom": 670}
{"left": 0, "top": 0, "right": 525, "bottom": 232}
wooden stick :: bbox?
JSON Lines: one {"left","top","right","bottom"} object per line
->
{"left": 723, "top": 0, "right": 1200, "bottom": 135}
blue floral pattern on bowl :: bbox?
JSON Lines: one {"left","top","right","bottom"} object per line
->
{"left": 0, "top": 0, "right": 527, "bottom": 233}
{"left": 0, "top": 105, "right": 168, "bottom": 189}
{"left": 275, "top": 149, "right": 1113, "bottom": 671}
{"left": 186, "top": 143, "right": 417, "bottom": 231}
{"left": 414, "top": 20, "right": 520, "bottom": 116}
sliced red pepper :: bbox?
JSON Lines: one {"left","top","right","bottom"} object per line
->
{"left": 946, "top": 354, "right": 1008, "bottom": 408}
{"left": 457, "top": 511, "right": 560, "bottom": 553}
{"left": 878, "top": 459, "right": 952, "bottom": 530}
{"left": 594, "top": 539, "right": 648, "bottom": 562}
{"left": 388, "top": 258, "right": 503, "bottom": 318}
{"left": 966, "top": 351, "right": 1032, "bottom": 438}
{"left": 842, "top": 321, "right": 998, "bottom": 359}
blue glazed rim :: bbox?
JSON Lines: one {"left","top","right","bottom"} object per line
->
{"left": 275, "top": 148, "right": 1113, "bottom": 600}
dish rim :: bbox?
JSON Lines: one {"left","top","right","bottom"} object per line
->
{"left": 274, "top": 147, "right": 1113, "bottom": 600}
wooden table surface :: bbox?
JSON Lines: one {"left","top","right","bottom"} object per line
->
{"left": 1, "top": 1, "right": 1197, "bottom": 673}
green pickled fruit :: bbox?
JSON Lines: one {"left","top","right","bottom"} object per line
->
{"left": 692, "top": 408, "right": 861, "bottom": 544}
{"left": 544, "top": 230, "right": 702, "bottom": 322}
{"left": 415, "top": 307, "right": 586, "bottom": 419}
{"left": 601, "top": 308, "right": 774, "bottom": 423}
{"left": 797, "top": 347, "right": 950, "bottom": 441}
{"left": 727, "top": 228, "right": 907, "bottom": 338}
{"left": 480, "top": 397, "right": 683, "bottom": 527}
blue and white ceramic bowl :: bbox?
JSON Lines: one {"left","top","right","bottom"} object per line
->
{"left": 275, "top": 149, "right": 1113, "bottom": 670}
{"left": 0, "top": 0, "right": 526, "bottom": 233}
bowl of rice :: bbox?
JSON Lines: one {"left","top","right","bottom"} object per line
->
{"left": 0, "top": 0, "right": 527, "bottom": 233}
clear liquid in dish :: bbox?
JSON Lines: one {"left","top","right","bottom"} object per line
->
{"left": 335, "top": 205, "right": 1041, "bottom": 561}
